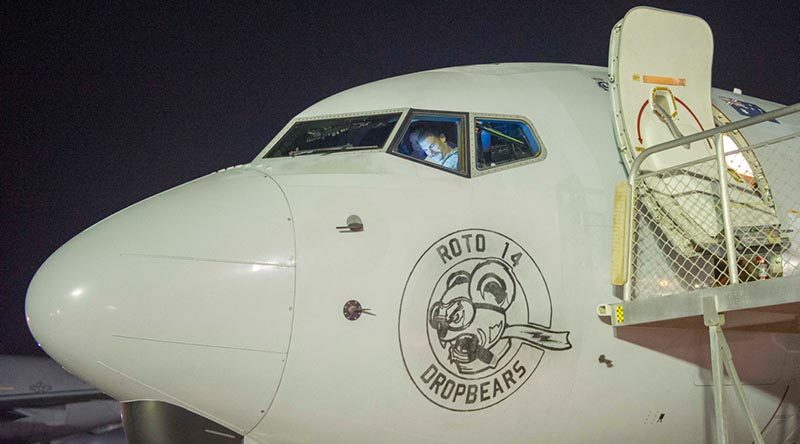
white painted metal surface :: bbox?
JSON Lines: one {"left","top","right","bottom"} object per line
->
{"left": 23, "top": 8, "right": 800, "bottom": 444}
{"left": 27, "top": 167, "right": 295, "bottom": 432}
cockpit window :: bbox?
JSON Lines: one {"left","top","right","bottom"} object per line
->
{"left": 475, "top": 118, "right": 541, "bottom": 170}
{"left": 393, "top": 112, "right": 466, "bottom": 174}
{"left": 266, "top": 113, "right": 401, "bottom": 157}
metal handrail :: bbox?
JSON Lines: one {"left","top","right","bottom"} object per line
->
{"left": 628, "top": 102, "right": 800, "bottom": 184}
{"left": 623, "top": 102, "right": 800, "bottom": 301}
{"left": 636, "top": 131, "right": 800, "bottom": 181}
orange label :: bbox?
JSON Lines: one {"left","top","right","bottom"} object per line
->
{"left": 642, "top": 75, "right": 686, "bottom": 86}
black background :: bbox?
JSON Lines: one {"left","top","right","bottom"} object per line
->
{"left": 2, "top": 1, "right": 798, "bottom": 355}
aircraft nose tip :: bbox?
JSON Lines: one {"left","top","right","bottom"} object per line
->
{"left": 26, "top": 235, "right": 105, "bottom": 367}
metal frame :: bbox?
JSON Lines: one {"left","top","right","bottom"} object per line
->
{"left": 623, "top": 102, "right": 800, "bottom": 302}
{"left": 469, "top": 112, "right": 547, "bottom": 177}
{"left": 255, "top": 108, "right": 411, "bottom": 160}
{"left": 386, "top": 108, "right": 472, "bottom": 178}
{"left": 703, "top": 295, "right": 765, "bottom": 444}
{"left": 599, "top": 274, "right": 800, "bottom": 327}
{"left": 610, "top": 102, "right": 800, "bottom": 444}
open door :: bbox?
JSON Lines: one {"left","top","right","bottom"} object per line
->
{"left": 609, "top": 7, "right": 785, "bottom": 294}
{"left": 609, "top": 6, "right": 715, "bottom": 172}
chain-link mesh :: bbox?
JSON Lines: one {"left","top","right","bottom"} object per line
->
{"left": 628, "top": 126, "right": 800, "bottom": 300}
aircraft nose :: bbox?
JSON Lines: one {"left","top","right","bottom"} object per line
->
{"left": 26, "top": 166, "right": 296, "bottom": 433}
{"left": 26, "top": 233, "right": 102, "bottom": 366}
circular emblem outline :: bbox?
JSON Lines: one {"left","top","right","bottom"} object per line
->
{"left": 398, "top": 229, "right": 572, "bottom": 412}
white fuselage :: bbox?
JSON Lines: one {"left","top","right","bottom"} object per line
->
{"left": 25, "top": 63, "right": 800, "bottom": 443}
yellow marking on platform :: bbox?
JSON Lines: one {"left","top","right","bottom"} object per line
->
{"left": 615, "top": 306, "right": 625, "bottom": 324}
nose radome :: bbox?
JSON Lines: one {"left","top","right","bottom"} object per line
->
{"left": 26, "top": 232, "right": 109, "bottom": 371}
{"left": 26, "top": 166, "right": 296, "bottom": 433}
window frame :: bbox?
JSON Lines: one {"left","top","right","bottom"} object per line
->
{"left": 257, "top": 108, "right": 410, "bottom": 159}
{"left": 469, "top": 113, "right": 547, "bottom": 176}
{"left": 255, "top": 108, "right": 546, "bottom": 179}
{"left": 387, "top": 109, "right": 471, "bottom": 178}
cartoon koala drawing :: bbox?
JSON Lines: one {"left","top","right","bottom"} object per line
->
{"left": 428, "top": 258, "right": 571, "bottom": 375}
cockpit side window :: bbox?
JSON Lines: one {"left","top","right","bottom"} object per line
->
{"left": 392, "top": 112, "right": 467, "bottom": 175}
{"left": 475, "top": 118, "right": 542, "bottom": 170}
{"left": 265, "top": 113, "right": 402, "bottom": 158}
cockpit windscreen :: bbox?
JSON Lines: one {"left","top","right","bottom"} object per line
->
{"left": 266, "top": 113, "right": 402, "bottom": 157}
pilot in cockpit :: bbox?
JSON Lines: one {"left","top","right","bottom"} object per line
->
{"left": 419, "top": 129, "right": 459, "bottom": 170}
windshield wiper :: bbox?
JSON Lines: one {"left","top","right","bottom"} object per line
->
{"left": 475, "top": 124, "right": 526, "bottom": 146}
{"left": 290, "top": 144, "right": 380, "bottom": 157}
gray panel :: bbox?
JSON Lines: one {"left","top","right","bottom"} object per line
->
{"left": 121, "top": 401, "right": 242, "bottom": 444}
{"left": 606, "top": 275, "right": 800, "bottom": 328}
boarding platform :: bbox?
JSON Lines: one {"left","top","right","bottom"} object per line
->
{"left": 599, "top": 100, "right": 800, "bottom": 444}
{"left": 600, "top": 98, "right": 800, "bottom": 323}
{"left": 599, "top": 99, "right": 800, "bottom": 330}
{"left": 602, "top": 100, "right": 800, "bottom": 327}
{"left": 600, "top": 275, "right": 800, "bottom": 331}
{"left": 599, "top": 8, "right": 800, "bottom": 443}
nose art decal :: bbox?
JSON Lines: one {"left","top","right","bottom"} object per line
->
{"left": 399, "top": 229, "right": 571, "bottom": 411}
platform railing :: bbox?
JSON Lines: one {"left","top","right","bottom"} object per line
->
{"left": 623, "top": 103, "right": 800, "bottom": 301}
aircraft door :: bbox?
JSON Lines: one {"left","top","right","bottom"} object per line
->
{"left": 609, "top": 6, "right": 715, "bottom": 172}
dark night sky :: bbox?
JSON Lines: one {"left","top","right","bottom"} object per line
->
{"left": 2, "top": 1, "right": 798, "bottom": 356}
